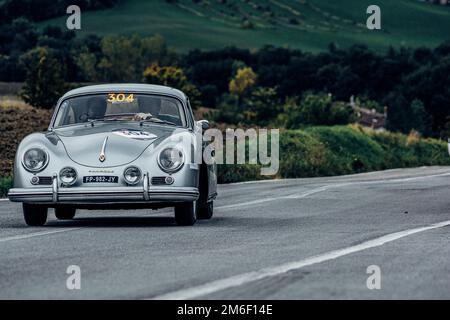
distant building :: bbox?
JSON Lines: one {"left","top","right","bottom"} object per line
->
{"left": 349, "top": 95, "right": 387, "bottom": 130}
{"left": 354, "top": 106, "right": 387, "bottom": 130}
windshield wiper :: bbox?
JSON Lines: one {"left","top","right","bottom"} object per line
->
{"left": 86, "top": 118, "right": 123, "bottom": 127}
{"left": 86, "top": 117, "right": 178, "bottom": 127}
{"left": 139, "top": 118, "right": 177, "bottom": 127}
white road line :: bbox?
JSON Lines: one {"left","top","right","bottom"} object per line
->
{"left": 216, "top": 196, "right": 285, "bottom": 210}
{"left": 220, "top": 168, "right": 449, "bottom": 186}
{"left": 216, "top": 172, "right": 450, "bottom": 210}
{"left": 0, "top": 198, "right": 9, "bottom": 201}
{"left": 151, "top": 219, "right": 450, "bottom": 300}
{"left": 216, "top": 185, "right": 339, "bottom": 210}
{"left": 0, "top": 211, "right": 172, "bottom": 243}
{"left": 285, "top": 184, "right": 348, "bottom": 199}
{"left": 0, "top": 228, "right": 82, "bottom": 243}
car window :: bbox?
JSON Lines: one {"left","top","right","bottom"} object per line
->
{"left": 54, "top": 93, "right": 186, "bottom": 127}
{"left": 186, "top": 99, "right": 195, "bottom": 126}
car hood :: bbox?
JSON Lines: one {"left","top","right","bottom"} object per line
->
{"left": 53, "top": 123, "right": 179, "bottom": 167}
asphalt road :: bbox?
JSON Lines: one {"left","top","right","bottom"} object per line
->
{"left": 1, "top": 166, "right": 450, "bottom": 299}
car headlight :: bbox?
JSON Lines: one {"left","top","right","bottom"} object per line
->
{"left": 124, "top": 166, "right": 141, "bottom": 185}
{"left": 22, "top": 148, "right": 49, "bottom": 172}
{"left": 60, "top": 167, "right": 77, "bottom": 186}
{"left": 158, "top": 147, "right": 184, "bottom": 173}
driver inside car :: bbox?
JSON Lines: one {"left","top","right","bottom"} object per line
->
{"left": 80, "top": 96, "right": 107, "bottom": 122}
{"left": 133, "top": 96, "right": 161, "bottom": 121}
{"left": 134, "top": 96, "right": 181, "bottom": 125}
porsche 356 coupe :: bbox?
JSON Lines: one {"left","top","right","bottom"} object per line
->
{"left": 8, "top": 84, "right": 217, "bottom": 226}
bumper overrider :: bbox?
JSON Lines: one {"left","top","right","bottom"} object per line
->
{"left": 8, "top": 175, "right": 199, "bottom": 204}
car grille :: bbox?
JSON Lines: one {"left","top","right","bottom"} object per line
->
{"left": 37, "top": 176, "right": 53, "bottom": 185}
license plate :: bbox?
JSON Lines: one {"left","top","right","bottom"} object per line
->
{"left": 83, "top": 176, "right": 119, "bottom": 183}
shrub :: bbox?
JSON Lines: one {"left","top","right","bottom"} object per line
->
{"left": 0, "top": 103, "right": 51, "bottom": 176}
{"left": 283, "top": 93, "right": 355, "bottom": 128}
{"left": 0, "top": 176, "right": 12, "bottom": 198}
{"left": 305, "top": 126, "right": 385, "bottom": 174}
{"left": 229, "top": 66, "right": 257, "bottom": 106}
{"left": 211, "top": 94, "right": 244, "bottom": 124}
{"left": 278, "top": 130, "right": 332, "bottom": 178}
{"left": 218, "top": 164, "right": 263, "bottom": 183}
{"left": 242, "top": 87, "right": 281, "bottom": 126}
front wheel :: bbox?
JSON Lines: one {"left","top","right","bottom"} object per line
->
{"left": 55, "top": 207, "right": 76, "bottom": 220}
{"left": 174, "top": 202, "right": 197, "bottom": 226}
{"left": 23, "top": 203, "right": 48, "bottom": 226}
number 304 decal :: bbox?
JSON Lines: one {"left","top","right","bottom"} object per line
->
{"left": 107, "top": 93, "right": 134, "bottom": 103}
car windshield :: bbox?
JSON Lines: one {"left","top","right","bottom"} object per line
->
{"left": 53, "top": 93, "right": 187, "bottom": 128}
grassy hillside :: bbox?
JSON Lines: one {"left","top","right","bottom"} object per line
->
{"left": 38, "top": 0, "right": 450, "bottom": 52}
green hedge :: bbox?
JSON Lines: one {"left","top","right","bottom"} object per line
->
{"left": 0, "top": 176, "right": 12, "bottom": 198}
{"left": 218, "top": 125, "right": 450, "bottom": 183}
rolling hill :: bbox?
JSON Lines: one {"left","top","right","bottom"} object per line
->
{"left": 38, "top": 0, "right": 450, "bottom": 52}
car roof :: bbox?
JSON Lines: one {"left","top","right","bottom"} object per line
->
{"left": 60, "top": 83, "right": 187, "bottom": 101}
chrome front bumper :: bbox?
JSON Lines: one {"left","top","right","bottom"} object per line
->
{"left": 8, "top": 175, "right": 199, "bottom": 204}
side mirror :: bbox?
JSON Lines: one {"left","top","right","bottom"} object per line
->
{"left": 197, "top": 120, "right": 209, "bottom": 130}
{"left": 448, "top": 138, "right": 450, "bottom": 156}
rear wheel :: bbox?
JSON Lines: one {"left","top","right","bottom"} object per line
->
{"left": 55, "top": 207, "right": 76, "bottom": 220}
{"left": 174, "top": 201, "right": 197, "bottom": 226}
{"left": 23, "top": 203, "right": 48, "bottom": 226}
{"left": 197, "top": 164, "right": 213, "bottom": 220}
{"left": 197, "top": 201, "right": 213, "bottom": 220}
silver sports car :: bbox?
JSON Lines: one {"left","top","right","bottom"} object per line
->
{"left": 8, "top": 84, "right": 217, "bottom": 226}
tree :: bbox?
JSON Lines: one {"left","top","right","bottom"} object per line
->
{"left": 283, "top": 93, "right": 355, "bottom": 128}
{"left": 229, "top": 67, "right": 257, "bottom": 107}
{"left": 290, "top": 93, "right": 331, "bottom": 126}
{"left": 384, "top": 92, "right": 410, "bottom": 133}
{"left": 19, "top": 47, "right": 66, "bottom": 109}
{"left": 143, "top": 63, "right": 201, "bottom": 107}
{"left": 75, "top": 50, "right": 99, "bottom": 82}
{"left": 98, "top": 34, "right": 170, "bottom": 82}
{"left": 410, "top": 99, "right": 431, "bottom": 135}
{"left": 182, "top": 46, "right": 252, "bottom": 99}
{"left": 242, "top": 87, "right": 280, "bottom": 126}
